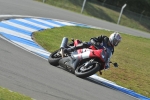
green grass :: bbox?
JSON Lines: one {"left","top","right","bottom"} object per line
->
{"left": 0, "top": 87, "right": 32, "bottom": 100}
{"left": 33, "top": 26, "right": 150, "bottom": 98}
{"left": 36, "top": 0, "right": 150, "bottom": 33}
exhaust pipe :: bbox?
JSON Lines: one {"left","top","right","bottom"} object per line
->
{"left": 60, "top": 37, "right": 68, "bottom": 57}
{"left": 60, "top": 37, "right": 68, "bottom": 49}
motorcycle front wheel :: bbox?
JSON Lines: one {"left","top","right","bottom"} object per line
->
{"left": 75, "top": 62, "right": 100, "bottom": 78}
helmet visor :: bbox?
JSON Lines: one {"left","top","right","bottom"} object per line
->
{"left": 113, "top": 38, "right": 121, "bottom": 46}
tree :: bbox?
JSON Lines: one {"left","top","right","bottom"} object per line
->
{"left": 97, "top": 0, "right": 150, "bottom": 16}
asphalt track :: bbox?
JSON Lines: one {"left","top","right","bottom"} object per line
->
{"left": 0, "top": 0, "right": 149, "bottom": 100}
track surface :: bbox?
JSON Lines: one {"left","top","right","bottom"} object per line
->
{"left": 0, "top": 0, "right": 147, "bottom": 100}
{"left": 0, "top": 37, "right": 137, "bottom": 100}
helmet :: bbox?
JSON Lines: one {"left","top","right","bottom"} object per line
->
{"left": 109, "top": 32, "right": 121, "bottom": 46}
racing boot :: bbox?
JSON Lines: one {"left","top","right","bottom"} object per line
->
{"left": 64, "top": 42, "right": 90, "bottom": 53}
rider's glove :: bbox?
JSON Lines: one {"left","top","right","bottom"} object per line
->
{"left": 97, "top": 35, "right": 103, "bottom": 43}
{"left": 90, "top": 38, "right": 100, "bottom": 46}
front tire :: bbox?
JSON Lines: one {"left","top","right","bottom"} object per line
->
{"left": 75, "top": 62, "right": 100, "bottom": 78}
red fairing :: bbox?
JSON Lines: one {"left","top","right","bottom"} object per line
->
{"left": 74, "top": 39, "right": 83, "bottom": 54}
{"left": 89, "top": 45, "right": 97, "bottom": 50}
{"left": 89, "top": 49, "right": 106, "bottom": 63}
{"left": 77, "top": 49, "right": 82, "bottom": 54}
{"left": 74, "top": 39, "right": 81, "bottom": 46}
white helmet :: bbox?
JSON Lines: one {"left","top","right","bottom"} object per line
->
{"left": 109, "top": 32, "right": 121, "bottom": 46}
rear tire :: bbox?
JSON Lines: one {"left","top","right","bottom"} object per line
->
{"left": 48, "top": 49, "right": 62, "bottom": 66}
{"left": 75, "top": 62, "right": 100, "bottom": 78}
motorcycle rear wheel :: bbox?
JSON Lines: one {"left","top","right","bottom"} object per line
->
{"left": 75, "top": 62, "right": 100, "bottom": 78}
{"left": 48, "top": 49, "right": 62, "bottom": 66}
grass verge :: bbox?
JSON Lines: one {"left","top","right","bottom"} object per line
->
{"left": 33, "top": 26, "right": 150, "bottom": 97}
{"left": 0, "top": 87, "right": 32, "bottom": 100}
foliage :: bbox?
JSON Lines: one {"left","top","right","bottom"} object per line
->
{"left": 37, "top": 0, "right": 150, "bottom": 33}
{"left": 97, "top": 0, "right": 150, "bottom": 16}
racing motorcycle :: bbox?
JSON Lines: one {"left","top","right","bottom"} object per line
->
{"left": 48, "top": 37, "right": 118, "bottom": 78}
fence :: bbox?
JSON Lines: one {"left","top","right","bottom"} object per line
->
{"left": 41, "top": 0, "right": 150, "bottom": 33}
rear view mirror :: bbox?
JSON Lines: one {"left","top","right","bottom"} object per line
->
{"left": 113, "top": 63, "right": 118, "bottom": 67}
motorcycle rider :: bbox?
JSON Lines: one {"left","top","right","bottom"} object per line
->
{"left": 61, "top": 32, "right": 122, "bottom": 73}
{"left": 89, "top": 32, "right": 121, "bottom": 70}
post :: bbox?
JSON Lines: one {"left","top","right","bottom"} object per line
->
{"left": 43, "top": 0, "right": 45, "bottom": 3}
{"left": 140, "top": 10, "right": 145, "bottom": 21}
{"left": 102, "top": 0, "right": 107, "bottom": 6}
{"left": 81, "top": 0, "right": 86, "bottom": 13}
{"left": 117, "top": 4, "right": 127, "bottom": 24}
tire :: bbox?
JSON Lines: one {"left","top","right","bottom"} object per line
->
{"left": 75, "top": 62, "right": 100, "bottom": 78}
{"left": 48, "top": 49, "right": 62, "bottom": 66}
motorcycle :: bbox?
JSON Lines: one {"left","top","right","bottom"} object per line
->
{"left": 48, "top": 37, "right": 118, "bottom": 78}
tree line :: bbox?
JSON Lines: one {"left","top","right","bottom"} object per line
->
{"left": 96, "top": 0, "right": 150, "bottom": 17}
